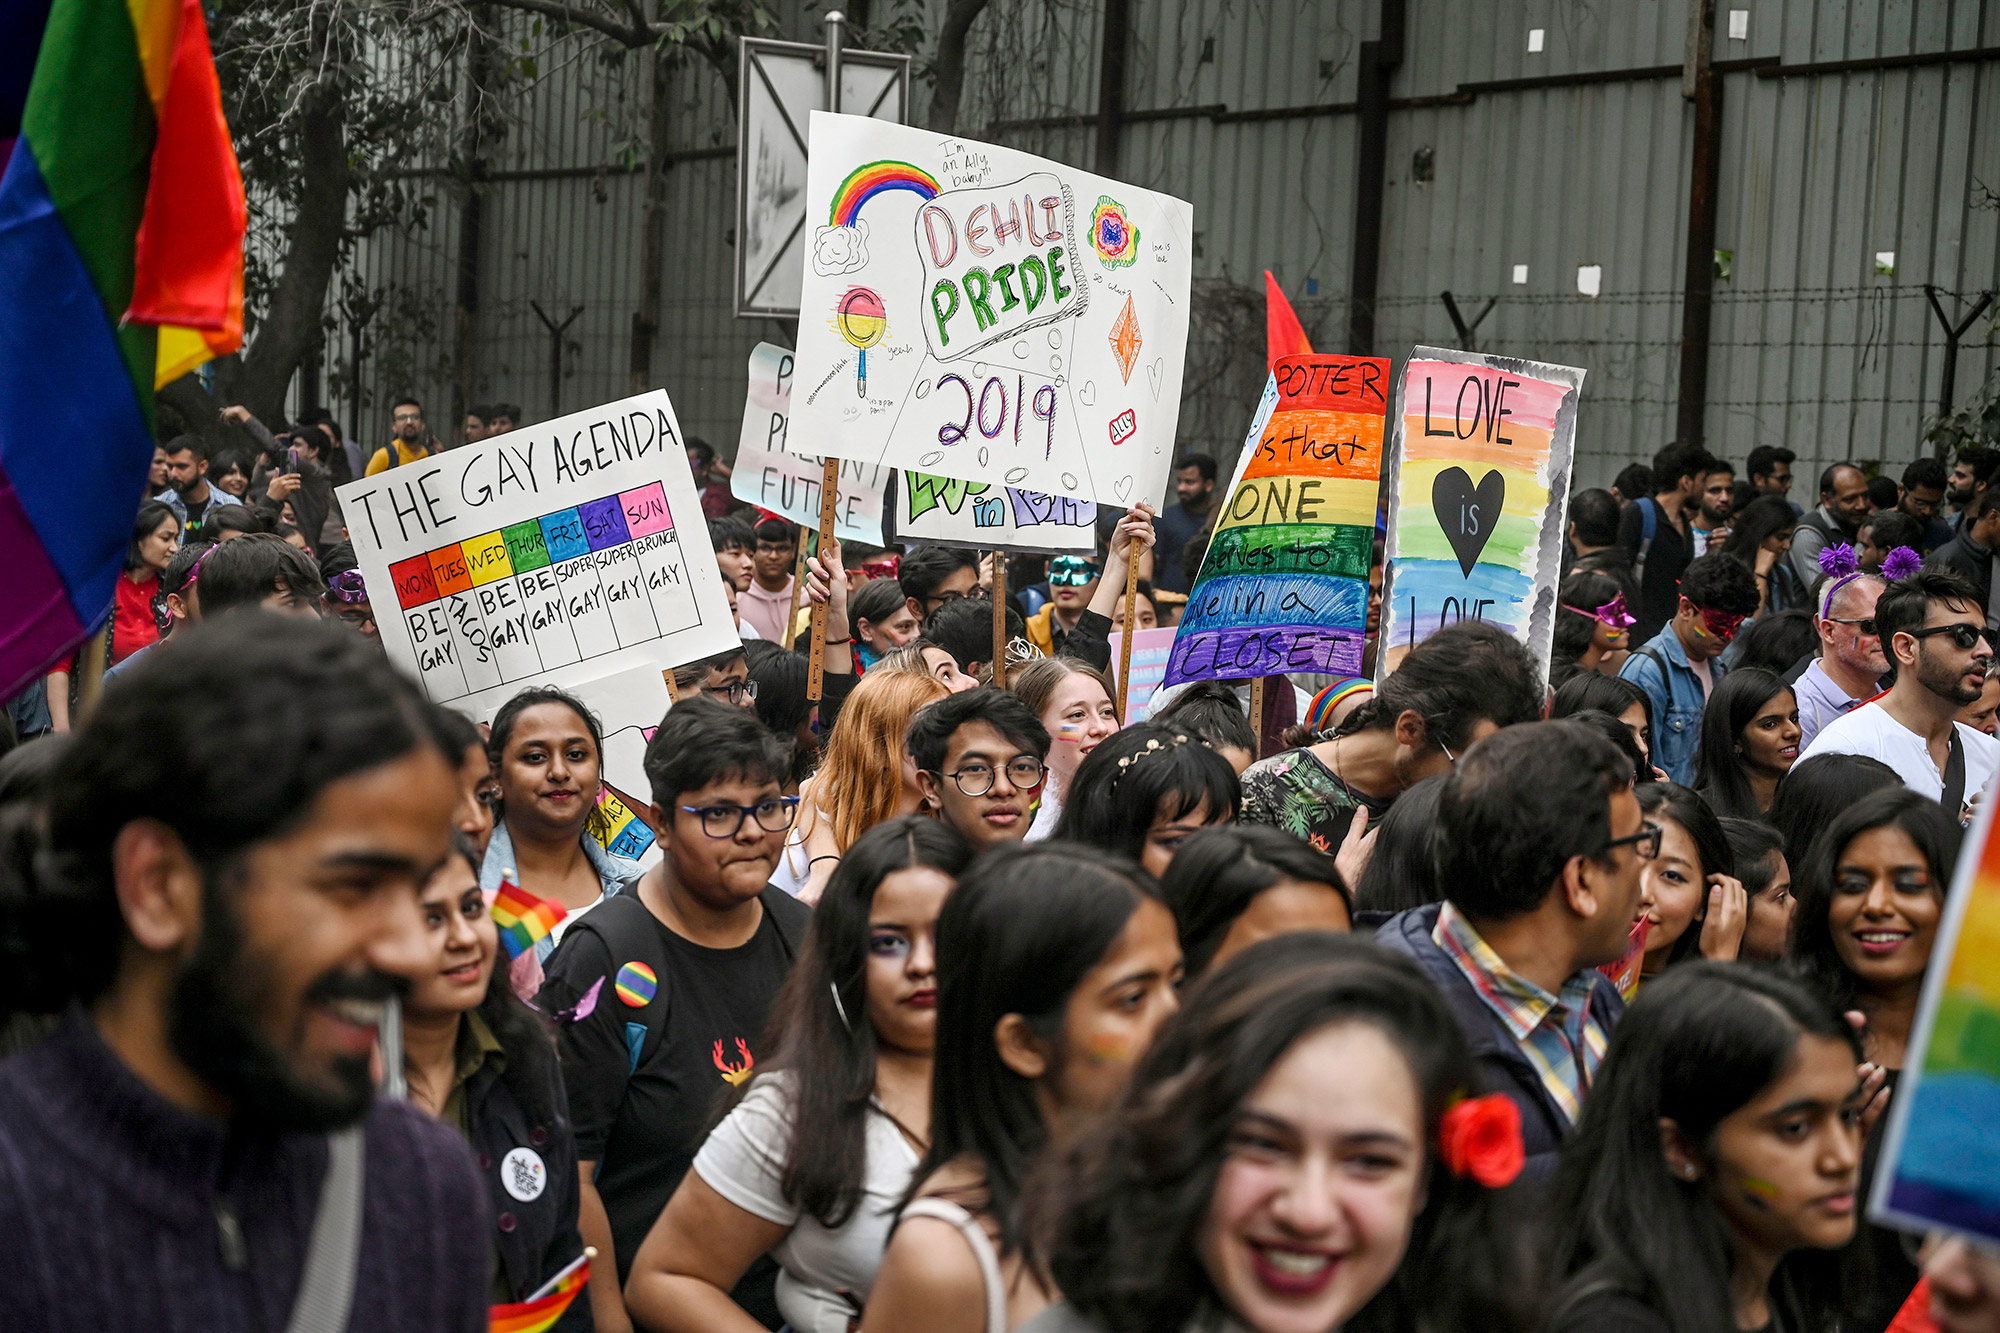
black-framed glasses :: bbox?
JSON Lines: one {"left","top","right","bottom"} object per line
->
{"left": 1601, "top": 821, "right": 1662, "bottom": 861}
{"left": 936, "top": 756, "right": 1045, "bottom": 796}
{"left": 718, "top": 680, "right": 759, "bottom": 704}
{"left": 678, "top": 795, "right": 799, "bottom": 838}
{"left": 1908, "top": 624, "right": 1996, "bottom": 652}
{"left": 1825, "top": 615, "right": 1877, "bottom": 636}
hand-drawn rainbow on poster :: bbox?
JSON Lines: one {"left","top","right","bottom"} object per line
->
{"left": 793, "top": 111, "right": 1193, "bottom": 510}
{"left": 1376, "top": 347, "right": 1584, "bottom": 677}
{"left": 1164, "top": 354, "right": 1389, "bottom": 685}
{"left": 1872, "top": 792, "right": 2000, "bottom": 1245}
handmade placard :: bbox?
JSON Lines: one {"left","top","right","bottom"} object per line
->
{"left": 886, "top": 469, "right": 1096, "bottom": 555}
{"left": 1871, "top": 791, "right": 2000, "bottom": 1244}
{"left": 336, "top": 389, "right": 737, "bottom": 716}
{"left": 1108, "top": 626, "right": 1179, "bottom": 723}
{"left": 791, "top": 112, "right": 1193, "bottom": 508}
{"left": 1164, "top": 355, "right": 1388, "bottom": 685}
{"left": 732, "top": 340, "right": 888, "bottom": 544}
{"left": 1376, "top": 347, "right": 1584, "bottom": 676}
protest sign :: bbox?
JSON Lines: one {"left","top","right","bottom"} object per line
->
{"left": 564, "top": 663, "right": 671, "bottom": 863}
{"left": 886, "top": 469, "right": 1096, "bottom": 554}
{"left": 1376, "top": 347, "right": 1583, "bottom": 676}
{"left": 732, "top": 341, "right": 888, "bottom": 543}
{"left": 1871, "top": 793, "right": 2000, "bottom": 1244}
{"left": 1164, "top": 355, "right": 1386, "bottom": 686}
{"left": 337, "top": 389, "right": 737, "bottom": 716}
{"left": 791, "top": 111, "right": 1193, "bottom": 508}
{"left": 1108, "top": 626, "right": 1178, "bottom": 723}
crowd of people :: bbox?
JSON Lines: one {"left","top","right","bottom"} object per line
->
{"left": 2, "top": 399, "right": 2000, "bottom": 1333}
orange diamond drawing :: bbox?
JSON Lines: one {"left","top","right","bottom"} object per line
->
{"left": 1109, "top": 295, "right": 1142, "bottom": 384}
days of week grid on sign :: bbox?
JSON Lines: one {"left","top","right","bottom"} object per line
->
{"left": 388, "top": 481, "right": 701, "bottom": 703}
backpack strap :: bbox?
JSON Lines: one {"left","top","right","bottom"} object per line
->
{"left": 1632, "top": 498, "right": 1658, "bottom": 586}
{"left": 1943, "top": 728, "right": 1968, "bottom": 816}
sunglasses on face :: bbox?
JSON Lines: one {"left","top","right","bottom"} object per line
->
{"left": 1048, "top": 557, "right": 1099, "bottom": 588}
{"left": 1907, "top": 623, "right": 1997, "bottom": 652}
{"left": 1825, "top": 615, "right": 1877, "bottom": 637}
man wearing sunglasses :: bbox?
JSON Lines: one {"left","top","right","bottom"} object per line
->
{"left": 538, "top": 699, "right": 810, "bottom": 1329}
{"left": 1794, "top": 569, "right": 1888, "bottom": 750}
{"left": 1618, "top": 554, "right": 1761, "bottom": 785}
{"left": 1800, "top": 567, "right": 2000, "bottom": 817}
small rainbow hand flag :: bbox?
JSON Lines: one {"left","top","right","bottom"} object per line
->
{"left": 491, "top": 881, "right": 567, "bottom": 961}
{"left": 490, "top": 1258, "right": 589, "bottom": 1333}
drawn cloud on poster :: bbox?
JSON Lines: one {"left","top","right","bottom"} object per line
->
{"left": 813, "top": 220, "right": 870, "bottom": 276}
{"left": 1090, "top": 196, "right": 1139, "bottom": 268}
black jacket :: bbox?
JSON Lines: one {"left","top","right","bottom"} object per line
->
{"left": 463, "top": 1044, "right": 593, "bottom": 1329}
{"left": 1927, "top": 533, "right": 1995, "bottom": 621}
{"left": 1372, "top": 903, "right": 1626, "bottom": 1184}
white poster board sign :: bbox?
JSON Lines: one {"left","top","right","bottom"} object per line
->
{"left": 886, "top": 470, "right": 1096, "bottom": 554}
{"left": 792, "top": 111, "right": 1193, "bottom": 508}
{"left": 336, "top": 389, "right": 737, "bottom": 716}
{"left": 732, "top": 341, "right": 888, "bottom": 543}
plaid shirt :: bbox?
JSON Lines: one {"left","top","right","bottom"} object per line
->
{"left": 1432, "top": 902, "right": 1609, "bottom": 1126}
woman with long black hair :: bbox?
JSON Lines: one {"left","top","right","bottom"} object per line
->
{"left": 1551, "top": 673, "right": 1658, "bottom": 772}
{"left": 1157, "top": 824, "right": 1349, "bottom": 977}
{"left": 1636, "top": 783, "right": 1745, "bottom": 979}
{"left": 1552, "top": 569, "right": 1638, "bottom": 687}
{"left": 861, "top": 843, "right": 1183, "bottom": 1333}
{"left": 1024, "top": 933, "right": 1533, "bottom": 1333}
{"left": 627, "top": 816, "right": 974, "bottom": 1333}
{"left": 401, "top": 837, "right": 590, "bottom": 1327}
{"left": 1543, "top": 962, "right": 1865, "bottom": 1333}
{"left": 1693, "top": 668, "right": 1801, "bottom": 818}
{"left": 1719, "top": 495, "right": 1805, "bottom": 616}
{"left": 1051, "top": 723, "right": 1240, "bottom": 880}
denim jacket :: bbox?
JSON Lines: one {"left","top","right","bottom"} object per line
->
{"left": 1618, "top": 624, "right": 1725, "bottom": 786}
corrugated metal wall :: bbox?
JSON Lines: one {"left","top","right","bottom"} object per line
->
{"left": 318, "top": 0, "right": 1999, "bottom": 495}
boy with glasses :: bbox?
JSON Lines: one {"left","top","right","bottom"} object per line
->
{"left": 1619, "top": 554, "right": 1761, "bottom": 785}
{"left": 365, "top": 397, "right": 439, "bottom": 476}
{"left": 1800, "top": 567, "right": 2000, "bottom": 817}
{"left": 907, "top": 688, "right": 1051, "bottom": 849}
{"left": 538, "top": 698, "right": 810, "bottom": 1330}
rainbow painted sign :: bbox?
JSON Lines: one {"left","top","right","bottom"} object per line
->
{"left": 1377, "top": 348, "right": 1584, "bottom": 676}
{"left": 1165, "top": 354, "right": 1389, "bottom": 685}
{"left": 1873, "top": 790, "right": 2000, "bottom": 1244}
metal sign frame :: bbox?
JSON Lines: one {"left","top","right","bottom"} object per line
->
{"left": 735, "top": 35, "right": 909, "bottom": 319}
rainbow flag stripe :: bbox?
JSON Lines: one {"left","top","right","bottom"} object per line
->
{"left": 828, "top": 159, "right": 940, "bottom": 227}
{"left": 491, "top": 881, "right": 567, "bottom": 961}
{"left": 490, "top": 1265, "right": 588, "bottom": 1333}
{"left": 0, "top": 0, "right": 244, "bottom": 697}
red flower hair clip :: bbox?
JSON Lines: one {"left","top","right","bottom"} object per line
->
{"left": 1437, "top": 1093, "right": 1525, "bottom": 1187}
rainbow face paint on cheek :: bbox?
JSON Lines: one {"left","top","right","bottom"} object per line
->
{"left": 1082, "top": 1030, "right": 1134, "bottom": 1064}
{"left": 1741, "top": 1175, "right": 1781, "bottom": 1205}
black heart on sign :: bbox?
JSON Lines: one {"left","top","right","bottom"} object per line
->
{"left": 1431, "top": 466, "right": 1505, "bottom": 577}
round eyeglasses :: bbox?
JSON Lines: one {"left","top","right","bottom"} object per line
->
{"left": 935, "top": 756, "right": 1046, "bottom": 796}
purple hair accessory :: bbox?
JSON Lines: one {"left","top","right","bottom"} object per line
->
{"left": 1817, "top": 543, "right": 1859, "bottom": 578}
{"left": 1881, "top": 546, "right": 1924, "bottom": 581}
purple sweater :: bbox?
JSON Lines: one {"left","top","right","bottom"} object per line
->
{"left": 0, "top": 1011, "right": 490, "bottom": 1332}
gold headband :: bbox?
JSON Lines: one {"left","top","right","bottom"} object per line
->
{"left": 1110, "top": 733, "right": 1192, "bottom": 791}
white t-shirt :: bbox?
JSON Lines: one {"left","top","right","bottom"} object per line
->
{"left": 693, "top": 1071, "right": 922, "bottom": 1333}
{"left": 1797, "top": 700, "right": 2000, "bottom": 811}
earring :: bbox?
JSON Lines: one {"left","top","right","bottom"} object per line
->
{"left": 1680, "top": 1164, "right": 1699, "bottom": 1180}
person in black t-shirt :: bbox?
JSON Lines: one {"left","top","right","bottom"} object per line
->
{"left": 1617, "top": 441, "right": 1714, "bottom": 643}
{"left": 539, "top": 698, "right": 811, "bottom": 1333}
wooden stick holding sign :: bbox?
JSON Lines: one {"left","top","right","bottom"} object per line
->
{"left": 808, "top": 458, "right": 840, "bottom": 700}
{"left": 1248, "top": 677, "right": 1265, "bottom": 756}
{"left": 1117, "top": 536, "right": 1141, "bottom": 717}
{"left": 991, "top": 553, "right": 1008, "bottom": 688}
{"left": 785, "top": 538, "right": 808, "bottom": 652}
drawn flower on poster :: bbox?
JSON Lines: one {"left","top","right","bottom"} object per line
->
{"left": 1109, "top": 294, "right": 1142, "bottom": 384}
{"left": 1090, "top": 196, "right": 1139, "bottom": 268}
{"left": 835, "top": 287, "right": 888, "bottom": 397}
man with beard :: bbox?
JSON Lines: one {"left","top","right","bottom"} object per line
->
{"left": 1788, "top": 462, "right": 1874, "bottom": 587}
{"left": 365, "top": 397, "right": 441, "bottom": 475}
{"left": 1689, "top": 457, "right": 1736, "bottom": 555}
{"left": 1801, "top": 566, "right": 2000, "bottom": 817}
{"left": 0, "top": 614, "right": 487, "bottom": 1330}
{"left": 1793, "top": 569, "right": 1889, "bottom": 751}
{"left": 1946, "top": 446, "right": 2000, "bottom": 533}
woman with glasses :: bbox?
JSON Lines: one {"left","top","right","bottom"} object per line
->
{"left": 1693, "top": 667, "right": 1802, "bottom": 818}
{"left": 1051, "top": 722, "right": 1240, "bottom": 880}
{"left": 1635, "top": 782, "right": 1746, "bottom": 981}
{"left": 1552, "top": 569, "right": 1638, "bottom": 688}
{"left": 861, "top": 843, "right": 1181, "bottom": 1333}
{"left": 538, "top": 699, "right": 813, "bottom": 1333}
{"left": 482, "top": 686, "right": 644, "bottom": 983}
{"left": 627, "top": 816, "right": 973, "bottom": 1333}
{"left": 1788, "top": 785, "right": 1960, "bottom": 1333}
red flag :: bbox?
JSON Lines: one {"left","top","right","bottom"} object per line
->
{"left": 1265, "top": 271, "right": 1313, "bottom": 367}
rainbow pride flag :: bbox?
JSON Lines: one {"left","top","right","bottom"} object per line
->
{"left": 490, "top": 1262, "right": 589, "bottom": 1333}
{"left": 491, "top": 881, "right": 567, "bottom": 961}
{"left": 0, "top": 0, "right": 244, "bottom": 697}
